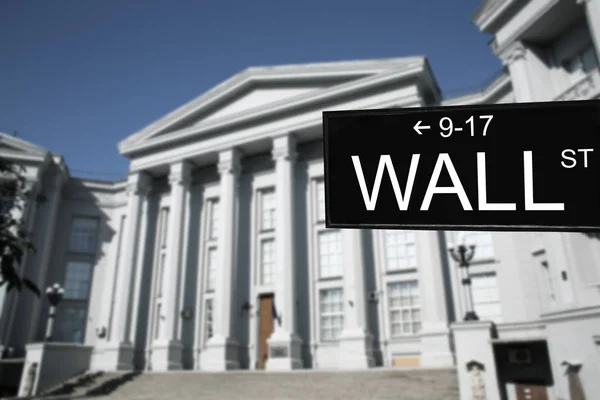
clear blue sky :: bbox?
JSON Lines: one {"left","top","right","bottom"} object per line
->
{"left": 0, "top": 0, "right": 500, "bottom": 180}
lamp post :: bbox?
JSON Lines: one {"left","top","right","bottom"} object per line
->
{"left": 44, "top": 283, "right": 64, "bottom": 342}
{"left": 449, "top": 243, "right": 479, "bottom": 321}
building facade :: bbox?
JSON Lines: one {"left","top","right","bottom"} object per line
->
{"left": 1, "top": 0, "right": 600, "bottom": 398}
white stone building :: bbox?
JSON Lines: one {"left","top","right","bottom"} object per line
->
{"left": 1, "top": 0, "right": 600, "bottom": 398}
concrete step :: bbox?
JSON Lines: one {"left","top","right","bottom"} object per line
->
{"left": 69, "top": 368, "right": 459, "bottom": 400}
{"left": 33, "top": 371, "right": 140, "bottom": 399}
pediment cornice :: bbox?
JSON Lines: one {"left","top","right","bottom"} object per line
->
{"left": 119, "top": 58, "right": 431, "bottom": 158}
{"left": 119, "top": 57, "right": 425, "bottom": 156}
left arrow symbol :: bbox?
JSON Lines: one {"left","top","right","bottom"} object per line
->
{"left": 413, "top": 120, "right": 430, "bottom": 135}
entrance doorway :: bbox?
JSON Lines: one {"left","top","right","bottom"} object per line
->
{"left": 257, "top": 294, "right": 275, "bottom": 369}
{"left": 515, "top": 383, "right": 548, "bottom": 400}
{"left": 493, "top": 341, "right": 553, "bottom": 400}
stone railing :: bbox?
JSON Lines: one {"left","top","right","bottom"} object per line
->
{"left": 555, "top": 69, "right": 600, "bottom": 101}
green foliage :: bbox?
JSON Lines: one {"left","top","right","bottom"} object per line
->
{"left": 0, "top": 159, "right": 42, "bottom": 297}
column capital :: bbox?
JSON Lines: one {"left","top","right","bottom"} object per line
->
{"left": 496, "top": 41, "right": 526, "bottom": 67}
{"left": 217, "top": 148, "right": 242, "bottom": 176}
{"left": 272, "top": 134, "right": 297, "bottom": 163}
{"left": 125, "top": 171, "right": 152, "bottom": 197}
{"left": 168, "top": 160, "right": 192, "bottom": 187}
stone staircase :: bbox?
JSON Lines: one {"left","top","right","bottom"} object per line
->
{"left": 35, "top": 368, "right": 460, "bottom": 400}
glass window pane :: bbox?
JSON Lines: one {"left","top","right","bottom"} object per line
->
{"left": 204, "top": 298, "right": 213, "bottom": 344}
{"left": 55, "top": 303, "right": 87, "bottom": 343}
{"left": 209, "top": 200, "right": 220, "bottom": 239}
{"left": 70, "top": 218, "right": 99, "bottom": 254}
{"left": 260, "top": 239, "right": 276, "bottom": 284}
{"left": 319, "top": 288, "right": 344, "bottom": 341}
{"left": 471, "top": 273, "right": 502, "bottom": 323}
{"left": 206, "top": 247, "right": 218, "bottom": 291}
{"left": 160, "top": 207, "right": 170, "bottom": 248}
{"left": 387, "top": 281, "right": 421, "bottom": 337}
{"left": 318, "top": 231, "right": 343, "bottom": 278}
{"left": 385, "top": 230, "right": 417, "bottom": 271}
{"left": 261, "top": 189, "right": 276, "bottom": 231}
{"left": 316, "top": 180, "right": 326, "bottom": 222}
{"left": 63, "top": 261, "right": 92, "bottom": 300}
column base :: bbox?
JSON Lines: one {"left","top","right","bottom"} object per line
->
{"left": 419, "top": 324, "right": 455, "bottom": 368}
{"left": 338, "top": 328, "right": 375, "bottom": 369}
{"left": 150, "top": 340, "right": 183, "bottom": 371}
{"left": 265, "top": 329, "right": 303, "bottom": 371}
{"left": 200, "top": 334, "right": 240, "bottom": 371}
{"left": 90, "top": 341, "right": 134, "bottom": 371}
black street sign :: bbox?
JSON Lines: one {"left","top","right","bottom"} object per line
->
{"left": 322, "top": 100, "right": 600, "bottom": 232}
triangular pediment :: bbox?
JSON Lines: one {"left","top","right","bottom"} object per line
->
{"left": 119, "top": 57, "right": 427, "bottom": 153}
{"left": 188, "top": 81, "right": 337, "bottom": 127}
{"left": 0, "top": 133, "right": 49, "bottom": 162}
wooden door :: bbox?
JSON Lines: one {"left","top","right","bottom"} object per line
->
{"left": 515, "top": 384, "right": 549, "bottom": 400}
{"left": 258, "top": 295, "right": 274, "bottom": 369}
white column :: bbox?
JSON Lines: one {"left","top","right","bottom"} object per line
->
{"left": 151, "top": 161, "right": 191, "bottom": 370}
{"left": 103, "top": 171, "right": 150, "bottom": 370}
{"left": 337, "top": 229, "right": 374, "bottom": 369}
{"left": 266, "top": 134, "right": 302, "bottom": 370}
{"left": 201, "top": 148, "right": 241, "bottom": 371}
{"left": 498, "top": 41, "right": 534, "bottom": 103}
{"left": 26, "top": 172, "right": 66, "bottom": 342}
{"left": 129, "top": 192, "right": 150, "bottom": 364}
{"left": 417, "top": 230, "right": 454, "bottom": 367}
{"left": 579, "top": 0, "right": 600, "bottom": 58}
{"left": 91, "top": 210, "right": 125, "bottom": 370}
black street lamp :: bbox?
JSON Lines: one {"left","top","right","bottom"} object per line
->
{"left": 44, "top": 283, "right": 64, "bottom": 342}
{"left": 449, "top": 244, "right": 479, "bottom": 321}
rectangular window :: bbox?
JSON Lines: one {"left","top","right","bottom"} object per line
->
{"left": 204, "top": 298, "right": 213, "bottom": 344}
{"left": 388, "top": 281, "right": 421, "bottom": 337}
{"left": 260, "top": 239, "right": 276, "bottom": 285}
{"left": 471, "top": 273, "right": 502, "bottom": 322}
{"left": 315, "top": 179, "right": 326, "bottom": 222}
{"left": 157, "top": 253, "right": 166, "bottom": 297}
{"left": 209, "top": 200, "right": 219, "bottom": 240}
{"left": 154, "top": 303, "right": 162, "bottom": 339}
{"left": 541, "top": 260, "right": 556, "bottom": 302}
{"left": 564, "top": 44, "right": 599, "bottom": 84}
{"left": 260, "top": 189, "right": 276, "bottom": 231}
{"left": 319, "top": 288, "right": 344, "bottom": 341}
{"left": 206, "top": 247, "right": 218, "bottom": 291}
{"left": 160, "top": 207, "right": 170, "bottom": 248}
{"left": 69, "top": 217, "right": 99, "bottom": 254}
{"left": 384, "top": 230, "right": 417, "bottom": 271}
{"left": 63, "top": 261, "right": 93, "bottom": 300}
{"left": 55, "top": 303, "right": 88, "bottom": 343}
{"left": 318, "top": 230, "right": 343, "bottom": 278}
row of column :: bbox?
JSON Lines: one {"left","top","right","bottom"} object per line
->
{"left": 95, "top": 132, "right": 454, "bottom": 371}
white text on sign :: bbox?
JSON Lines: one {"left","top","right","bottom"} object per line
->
{"left": 351, "top": 151, "right": 574, "bottom": 212}
{"left": 413, "top": 115, "right": 494, "bottom": 137}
